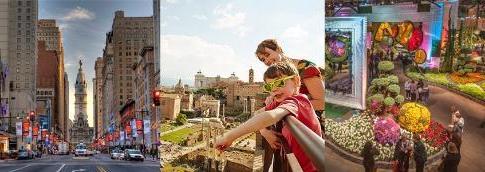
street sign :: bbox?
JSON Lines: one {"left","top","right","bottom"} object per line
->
{"left": 16, "top": 122, "right": 22, "bottom": 136}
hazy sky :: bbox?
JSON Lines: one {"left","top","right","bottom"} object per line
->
{"left": 161, "top": 0, "right": 324, "bottom": 85}
{"left": 39, "top": 0, "right": 154, "bottom": 127}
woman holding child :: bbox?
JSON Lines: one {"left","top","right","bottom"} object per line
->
{"left": 215, "top": 39, "right": 324, "bottom": 171}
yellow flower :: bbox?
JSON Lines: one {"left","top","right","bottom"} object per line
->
{"left": 398, "top": 102, "right": 431, "bottom": 133}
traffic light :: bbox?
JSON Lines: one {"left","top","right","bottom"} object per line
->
{"left": 29, "top": 111, "right": 35, "bottom": 121}
{"left": 152, "top": 90, "right": 161, "bottom": 106}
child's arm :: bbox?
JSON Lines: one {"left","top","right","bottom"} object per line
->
{"left": 215, "top": 108, "right": 290, "bottom": 150}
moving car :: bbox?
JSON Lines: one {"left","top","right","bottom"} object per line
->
{"left": 58, "top": 142, "right": 69, "bottom": 155}
{"left": 17, "top": 149, "right": 34, "bottom": 160}
{"left": 124, "top": 149, "right": 144, "bottom": 161}
{"left": 74, "top": 143, "right": 88, "bottom": 157}
{"left": 110, "top": 149, "right": 122, "bottom": 159}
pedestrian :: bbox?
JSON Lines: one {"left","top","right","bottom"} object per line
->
{"left": 393, "top": 136, "right": 412, "bottom": 172}
{"left": 404, "top": 80, "right": 411, "bottom": 100}
{"left": 453, "top": 112, "right": 465, "bottom": 133}
{"left": 409, "top": 81, "right": 417, "bottom": 101}
{"left": 361, "top": 141, "right": 379, "bottom": 172}
{"left": 413, "top": 135, "right": 427, "bottom": 172}
{"left": 442, "top": 142, "right": 461, "bottom": 172}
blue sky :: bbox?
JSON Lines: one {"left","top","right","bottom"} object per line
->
{"left": 39, "top": 0, "right": 154, "bottom": 127}
{"left": 161, "top": 0, "right": 325, "bottom": 85}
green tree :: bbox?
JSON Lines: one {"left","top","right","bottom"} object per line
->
{"left": 176, "top": 113, "right": 187, "bottom": 125}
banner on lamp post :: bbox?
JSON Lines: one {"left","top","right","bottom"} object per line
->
{"left": 143, "top": 120, "right": 150, "bottom": 134}
{"left": 16, "top": 122, "right": 22, "bottom": 136}
{"left": 120, "top": 131, "right": 125, "bottom": 141}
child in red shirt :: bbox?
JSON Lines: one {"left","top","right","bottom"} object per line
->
{"left": 214, "top": 62, "right": 322, "bottom": 172}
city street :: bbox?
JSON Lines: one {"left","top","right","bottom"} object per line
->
{"left": 0, "top": 154, "right": 160, "bottom": 172}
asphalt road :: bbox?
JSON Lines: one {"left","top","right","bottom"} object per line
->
{"left": 0, "top": 154, "right": 161, "bottom": 172}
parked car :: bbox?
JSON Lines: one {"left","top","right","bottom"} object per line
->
{"left": 17, "top": 149, "right": 34, "bottom": 160}
{"left": 74, "top": 143, "right": 88, "bottom": 157}
{"left": 110, "top": 150, "right": 122, "bottom": 159}
{"left": 124, "top": 149, "right": 144, "bottom": 161}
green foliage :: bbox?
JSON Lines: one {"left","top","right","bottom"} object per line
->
{"left": 160, "top": 127, "right": 194, "bottom": 144}
{"left": 457, "top": 83, "right": 485, "bottom": 100}
{"left": 388, "top": 75, "right": 399, "bottom": 84}
{"left": 367, "top": 94, "right": 384, "bottom": 103}
{"left": 194, "top": 88, "right": 226, "bottom": 100}
{"left": 378, "top": 61, "right": 395, "bottom": 72}
{"left": 388, "top": 84, "right": 401, "bottom": 94}
{"left": 176, "top": 113, "right": 188, "bottom": 125}
{"left": 384, "top": 97, "right": 396, "bottom": 106}
{"left": 481, "top": 82, "right": 485, "bottom": 90}
{"left": 395, "top": 95, "right": 405, "bottom": 104}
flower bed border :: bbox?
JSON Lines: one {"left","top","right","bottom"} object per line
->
{"left": 325, "top": 137, "right": 446, "bottom": 169}
{"left": 405, "top": 73, "right": 485, "bottom": 105}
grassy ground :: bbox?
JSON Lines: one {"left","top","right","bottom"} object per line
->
{"left": 326, "top": 103, "right": 352, "bottom": 119}
{"left": 160, "top": 127, "right": 194, "bottom": 144}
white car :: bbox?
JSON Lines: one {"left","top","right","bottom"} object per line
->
{"left": 74, "top": 143, "right": 87, "bottom": 156}
{"left": 110, "top": 150, "right": 122, "bottom": 159}
{"left": 124, "top": 149, "right": 144, "bottom": 161}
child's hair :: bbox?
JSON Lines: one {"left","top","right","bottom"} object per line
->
{"left": 263, "top": 62, "right": 299, "bottom": 81}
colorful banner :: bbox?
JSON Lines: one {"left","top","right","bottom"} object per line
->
{"left": 125, "top": 125, "right": 131, "bottom": 136}
{"left": 22, "top": 121, "right": 30, "bottom": 137}
{"left": 33, "top": 125, "right": 39, "bottom": 137}
{"left": 41, "top": 129, "right": 48, "bottom": 140}
{"left": 136, "top": 120, "right": 143, "bottom": 131}
{"left": 143, "top": 120, "right": 150, "bottom": 134}
{"left": 16, "top": 122, "right": 22, "bottom": 136}
{"left": 120, "top": 131, "right": 125, "bottom": 141}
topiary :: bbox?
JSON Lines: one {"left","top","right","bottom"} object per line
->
{"left": 395, "top": 95, "right": 405, "bottom": 104}
{"left": 388, "top": 84, "right": 401, "bottom": 94}
{"left": 384, "top": 97, "right": 396, "bottom": 106}
{"left": 398, "top": 102, "right": 431, "bottom": 133}
{"left": 388, "top": 75, "right": 399, "bottom": 84}
{"left": 378, "top": 61, "right": 395, "bottom": 72}
{"left": 368, "top": 94, "right": 385, "bottom": 103}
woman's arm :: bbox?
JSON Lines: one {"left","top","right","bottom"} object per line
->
{"left": 215, "top": 108, "right": 290, "bottom": 149}
{"left": 302, "top": 77, "right": 325, "bottom": 110}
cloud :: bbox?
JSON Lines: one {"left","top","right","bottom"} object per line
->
{"left": 62, "top": 6, "right": 95, "bottom": 21}
{"left": 167, "top": 15, "right": 180, "bottom": 21}
{"left": 161, "top": 34, "right": 250, "bottom": 84}
{"left": 282, "top": 24, "right": 309, "bottom": 41}
{"left": 212, "top": 3, "right": 248, "bottom": 37}
{"left": 192, "top": 14, "right": 208, "bottom": 20}
{"left": 164, "top": 0, "right": 178, "bottom": 4}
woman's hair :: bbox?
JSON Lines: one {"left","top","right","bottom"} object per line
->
{"left": 263, "top": 62, "right": 299, "bottom": 81}
{"left": 255, "top": 39, "right": 291, "bottom": 62}
{"left": 256, "top": 39, "right": 283, "bottom": 55}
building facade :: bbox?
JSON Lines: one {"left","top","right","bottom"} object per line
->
{"left": 70, "top": 61, "right": 93, "bottom": 145}
{"left": 224, "top": 68, "right": 263, "bottom": 113}
{"left": 36, "top": 41, "right": 58, "bottom": 135}
{"left": 37, "top": 19, "right": 66, "bottom": 140}
{"left": 194, "top": 71, "right": 239, "bottom": 89}
{"left": 0, "top": 1, "right": 38, "bottom": 149}
{"left": 160, "top": 94, "right": 181, "bottom": 120}
{"left": 94, "top": 57, "right": 104, "bottom": 139}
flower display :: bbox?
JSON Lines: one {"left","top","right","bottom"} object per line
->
{"left": 378, "top": 61, "right": 395, "bottom": 72}
{"left": 384, "top": 97, "right": 396, "bottom": 106}
{"left": 388, "top": 84, "right": 401, "bottom": 94}
{"left": 373, "top": 117, "right": 400, "bottom": 145}
{"left": 395, "top": 95, "right": 405, "bottom": 104}
{"left": 367, "top": 94, "right": 384, "bottom": 103}
{"left": 419, "top": 120, "right": 450, "bottom": 148}
{"left": 388, "top": 75, "right": 399, "bottom": 84}
{"left": 398, "top": 103, "right": 431, "bottom": 133}
{"left": 326, "top": 113, "right": 444, "bottom": 161}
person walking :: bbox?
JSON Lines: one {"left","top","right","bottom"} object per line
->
{"left": 413, "top": 135, "right": 427, "bottom": 172}
{"left": 362, "top": 141, "right": 379, "bottom": 172}
{"left": 443, "top": 142, "right": 461, "bottom": 172}
{"left": 409, "top": 81, "right": 417, "bottom": 101}
{"left": 393, "top": 136, "right": 412, "bottom": 172}
{"left": 404, "top": 80, "right": 411, "bottom": 100}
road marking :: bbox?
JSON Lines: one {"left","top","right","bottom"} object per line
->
{"left": 96, "top": 166, "right": 107, "bottom": 172}
{"left": 72, "top": 169, "right": 86, "bottom": 172}
{"left": 8, "top": 164, "right": 31, "bottom": 172}
{"left": 56, "top": 164, "right": 66, "bottom": 172}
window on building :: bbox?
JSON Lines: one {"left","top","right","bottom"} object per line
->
{"left": 119, "top": 52, "right": 122, "bottom": 56}
{"left": 18, "top": 1, "right": 22, "bottom": 6}
{"left": 17, "top": 8, "right": 21, "bottom": 13}
{"left": 26, "top": 38, "right": 30, "bottom": 42}
{"left": 26, "top": 16, "right": 30, "bottom": 21}
{"left": 26, "top": 30, "right": 30, "bottom": 35}
{"left": 17, "top": 45, "right": 21, "bottom": 50}
{"left": 18, "top": 16, "right": 21, "bottom": 20}
{"left": 17, "top": 30, "right": 21, "bottom": 35}
{"left": 18, "top": 23, "right": 21, "bottom": 28}
{"left": 26, "top": 1, "right": 31, "bottom": 6}
{"left": 17, "top": 38, "right": 21, "bottom": 43}
{"left": 26, "top": 8, "right": 30, "bottom": 13}
{"left": 126, "top": 52, "right": 129, "bottom": 56}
